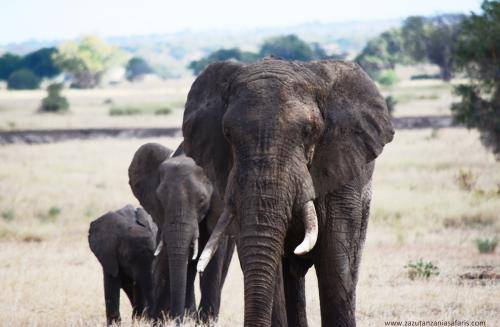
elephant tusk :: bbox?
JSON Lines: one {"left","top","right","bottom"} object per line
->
{"left": 294, "top": 200, "right": 318, "bottom": 255}
{"left": 197, "top": 209, "right": 234, "bottom": 273}
{"left": 192, "top": 238, "right": 199, "bottom": 260}
{"left": 154, "top": 240, "right": 163, "bottom": 256}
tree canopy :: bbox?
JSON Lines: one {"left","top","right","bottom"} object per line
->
{"left": 21, "top": 47, "right": 61, "bottom": 79}
{"left": 0, "top": 53, "right": 22, "bottom": 81}
{"left": 355, "top": 28, "right": 406, "bottom": 79}
{"left": 357, "top": 14, "right": 464, "bottom": 81}
{"left": 259, "top": 34, "right": 322, "bottom": 61}
{"left": 188, "top": 34, "right": 330, "bottom": 75}
{"left": 53, "top": 36, "right": 125, "bottom": 88}
{"left": 451, "top": 0, "right": 500, "bottom": 158}
{"left": 126, "top": 56, "right": 154, "bottom": 81}
{"left": 188, "top": 48, "right": 259, "bottom": 75}
{"left": 7, "top": 68, "right": 41, "bottom": 90}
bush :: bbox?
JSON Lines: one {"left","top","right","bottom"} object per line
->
{"left": 109, "top": 106, "right": 141, "bottom": 116}
{"left": 475, "top": 237, "right": 498, "bottom": 253}
{"left": 455, "top": 168, "right": 477, "bottom": 191}
{"left": 40, "top": 83, "right": 69, "bottom": 113}
{"left": 7, "top": 68, "right": 41, "bottom": 90}
{"left": 154, "top": 107, "right": 172, "bottom": 115}
{"left": 405, "top": 259, "right": 440, "bottom": 280}
{"left": 385, "top": 95, "right": 397, "bottom": 116}
{"left": 38, "top": 206, "right": 61, "bottom": 223}
{"left": 1, "top": 209, "right": 15, "bottom": 222}
{"left": 377, "top": 70, "right": 398, "bottom": 86}
{"left": 109, "top": 104, "right": 172, "bottom": 116}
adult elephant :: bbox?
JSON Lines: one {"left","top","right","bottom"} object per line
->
{"left": 183, "top": 59, "right": 394, "bottom": 327}
{"left": 128, "top": 143, "right": 234, "bottom": 322}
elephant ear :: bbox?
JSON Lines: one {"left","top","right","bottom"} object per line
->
{"left": 135, "top": 208, "right": 158, "bottom": 238}
{"left": 128, "top": 143, "right": 172, "bottom": 221}
{"left": 182, "top": 61, "right": 242, "bottom": 194}
{"left": 307, "top": 61, "right": 394, "bottom": 193}
{"left": 88, "top": 212, "right": 120, "bottom": 277}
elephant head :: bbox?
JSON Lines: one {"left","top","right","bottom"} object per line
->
{"left": 128, "top": 143, "right": 213, "bottom": 319}
{"left": 182, "top": 59, "right": 394, "bottom": 326}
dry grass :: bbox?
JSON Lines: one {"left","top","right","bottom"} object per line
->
{"left": 0, "top": 129, "right": 498, "bottom": 326}
{"left": 380, "top": 79, "right": 466, "bottom": 118}
{"left": 0, "top": 78, "right": 499, "bottom": 326}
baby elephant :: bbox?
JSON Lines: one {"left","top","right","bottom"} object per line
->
{"left": 88, "top": 205, "right": 158, "bottom": 326}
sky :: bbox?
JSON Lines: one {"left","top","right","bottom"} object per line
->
{"left": 0, "top": 0, "right": 482, "bottom": 44}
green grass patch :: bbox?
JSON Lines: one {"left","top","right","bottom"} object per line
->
{"left": 405, "top": 259, "right": 440, "bottom": 280}
{"left": 109, "top": 104, "right": 172, "bottom": 116}
{"left": 1, "top": 209, "right": 15, "bottom": 222}
{"left": 475, "top": 237, "right": 498, "bottom": 254}
{"left": 37, "top": 206, "right": 61, "bottom": 223}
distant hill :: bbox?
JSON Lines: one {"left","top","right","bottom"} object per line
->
{"left": 0, "top": 19, "right": 401, "bottom": 77}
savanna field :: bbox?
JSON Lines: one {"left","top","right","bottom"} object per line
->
{"left": 0, "top": 77, "right": 499, "bottom": 326}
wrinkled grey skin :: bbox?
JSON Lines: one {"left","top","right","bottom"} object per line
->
{"left": 128, "top": 143, "right": 234, "bottom": 322}
{"left": 182, "top": 59, "right": 394, "bottom": 327}
{"left": 88, "top": 205, "right": 157, "bottom": 326}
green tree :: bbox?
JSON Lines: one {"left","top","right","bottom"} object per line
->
{"left": 451, "top": 0, "right": 500, "bottom": 158}
{"left": 22, "top": 47, "right": 61, "bottom": 79}
{"left": 7, "top": 68, "right": 41, "bottom": 90}
{"left": 53, "top": 36, "right": 124, "bottom": 88}
{"left": 188, "top": 36, "right": 329, "bottom": 75}
{"left": 0, "top": 53, "right": 22, "bottom": 80}
{"left": 126, "top": 56, "right": 154, "bottom": 81}
{"left": 401, "top": 16, "right": 428, "bottom": 62}
{"left": 259, "top": 35, "right": 315, "bottom": 61}
{"left": 355, "top": 28, "right": 405, "bottom": 78}
{"left": 400, "top": 14, "right": 464, "bottom": 81}
{"left": 425, "top": 14, "right": 464, "bottom": 81}
{"left": 188, "top": 48, "right": 258, "bottom": 75}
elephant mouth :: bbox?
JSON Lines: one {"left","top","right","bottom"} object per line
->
{"left": 196, "top": 199, "right": 318, "bottom": 272}
{"left": 154, "top": 236, "right": 198, "bottom": 260}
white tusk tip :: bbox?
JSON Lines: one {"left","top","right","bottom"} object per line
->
{"left": 191, "top": 239, "right": 199, "bottom": 260}
{"left": 154, "top": 240, "right": 163, "bottom": 256}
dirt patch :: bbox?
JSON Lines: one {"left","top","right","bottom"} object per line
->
{"left": 460, "top": 266, "right": 500, "bottom": 280}
{"left": 0, "top": 116, "right": 457, "bottom": 145}
{"left": 0, "top": 127, "right": 182, "bottom": 145}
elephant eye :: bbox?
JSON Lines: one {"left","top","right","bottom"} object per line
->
{"left": 223, "top": 127, "right": 231, "bottom": 139}
{"left": 302, "top": 125, "right": 313, "bottom": 138}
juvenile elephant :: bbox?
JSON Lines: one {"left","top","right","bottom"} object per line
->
{"left": 128, "top": 143, "right": 234, "bottom": 322}
{"left": 183, "top": 59, "right": 394, "bottom": 326}
{"left": 88, "top": 205, "right": 157, "bottom": 326}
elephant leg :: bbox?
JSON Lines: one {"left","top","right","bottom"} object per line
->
{"left": 103, "top": 272, "right": 121, "bottom": 326}
{"left": 314, "top": 188, "right": 369, "bottom": 327}
{"left": 271, "top": 260, "right": 287, "bottom": 327}
{"left": 133, "top": 263, "right": 153, "bottom": 319}
{"left": 185, "top": 261, "right": 197, "bottom": 317}
{"left": 283, "top": 258, "right": 310, "bottom": 327}
{"left": 198, "top": 237, "right": 230, "bottom": 322}
{"left": 120, "top": 274, "right": 135, "bottom": 313}
{"left": 132, "top": 282, "right": 145, "bottom": 319}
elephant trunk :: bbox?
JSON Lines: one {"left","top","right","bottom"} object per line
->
{"left": 164, "top": 223, "right": 197, "bottom": 321}
{"left": 239, "top": 223, "right": 284, "bottom": 327}
{"left": 236, "top": 165, "right": 317, "bottom": 326}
